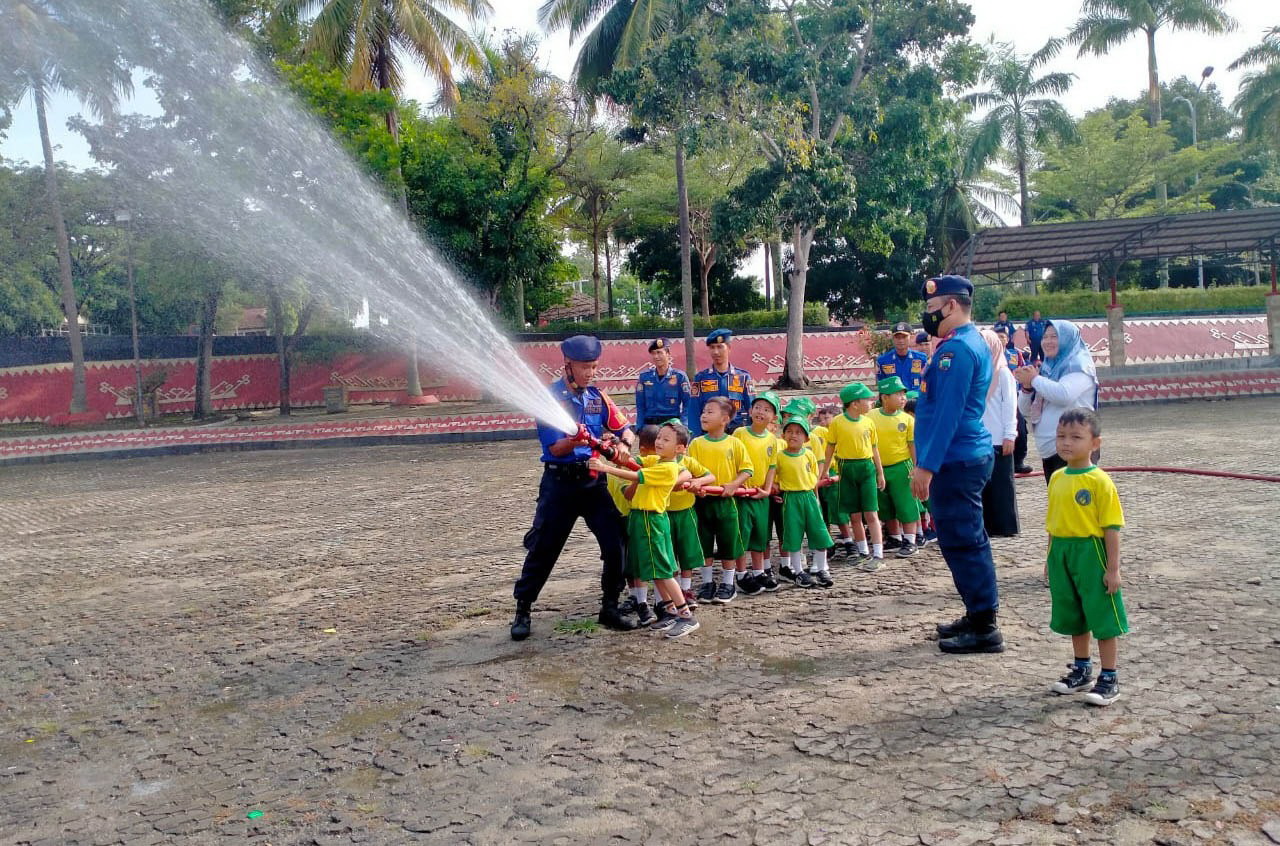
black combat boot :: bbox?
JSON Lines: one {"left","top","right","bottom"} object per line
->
{"left": 597, "top": 598, "right": 640, "bottom": 631}
{"left": 938, "top": 610, "right": 1004, "bottom": 654}
{"left": 935, "top": 615, "right": 973, "bottom": 639}
{"left": 510, "top": 601, "right": 532, "bottom": 641}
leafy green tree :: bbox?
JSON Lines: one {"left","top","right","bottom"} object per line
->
{"left": 966, "top": 39, "right": 1075, "bottom": 226}
{"left": 929, "top": 118, "right": 1020, "bottom": 268}
{"left": 1229, "top": 26, "right": 1280, "bottom": 146}
{"left": 538, "top": 0, "right": 676, "bottom": 97}
{"left": 1105, "top": 76, "right": 1237, "bottom": 149}
{"left": 717, "top": 0, "right": 972, "bottom": 387}
{"left": 1, "top": 0, "right": 132, "bottom": 412}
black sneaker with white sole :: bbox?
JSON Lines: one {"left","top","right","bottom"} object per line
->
{"left": 793, "top": 570, "right": 815, "bottom": 588}
{"left": 712, "top": 582, "right": 737, "bottom": 604}
{"left": 738, "top": 572, "right": 764, "bottom": 596}
{"left": 632, "top": 602, "right": 656, "bottom": 627}
{"left": 812, "top": 570, "right": 834, "bottom": 588}
{"left": 759, "top": 570, "right": 780, "bottom": 593}
{"left": 883, "top": 536, "right": 902, "bottom": 550}
{"left": 1084, "top": 674, "right": 1120, "bottom": 706}
{"left": 896, "top": 541, "right": 917, "bottom": 558}
{"left": 778, "top": 565, "right": 799, "bottom": 583}
{"left": 1051, "top": 663, "right": 1094, "bottom": 695}
{"left": 696, "top": 581, "right": 717, "bottom": 604}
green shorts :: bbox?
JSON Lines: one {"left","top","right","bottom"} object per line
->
{"left": 819, "top": 482, "right": 840, "bottom": 526}
{"left": 836, "top": 457, "right": 878, "bottom": 522}
{"left": 878, "top": 459, "right": 920, "bottom": 524}
{"left": 768, "top": 495, "right": 785, "bottom": 546}
{"left": 781, "top": 491, "right": 834, "bottom": 553}
{"left": 627, "top": 510, "right": 677, "bottom": 582}
{"left": 695, "top": 496, "right": 744, "bottom": 561}
{"left": 668, "top": 506, "right": 704, "bottom": 572}
{"left": 737, "top": 496, "right": 771, "bottom": 553}
{"left": 1047, "top": 536, "right": 1129, "bottom": 640}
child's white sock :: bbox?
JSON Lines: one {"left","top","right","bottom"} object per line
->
{"left": 891, "top": 533, "right": 903, "bottom": 542}
{"left": 721, "top": 568, "right": 736, "bottom": 585}
{"left": 632, "top": 586, "right": 648, "bottom": 605}
{"left": 789, "top": 551, "right": 805, "bottom": 571}
{"left": 679, "top": 576, "right": 692, "bottom": 591}
{"left": 857, "top": 540, "right": 869, "bottom": 555}
{"left": 814, "top": 549, "right": 829, "bottom": 573}
{"left": 701, "top": 566, "right": 715, "bottom": 586}
{"left": 872, "top": 543, "right": 883, "bottom": 559}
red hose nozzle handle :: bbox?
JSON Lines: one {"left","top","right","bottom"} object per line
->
{"left": 578, "top": 424, "right": 640, "bottom": 471}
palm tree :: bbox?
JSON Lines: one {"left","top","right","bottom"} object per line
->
{"left": 930, "top": 120, "right": 1020, "bottom": 268}
{"left": 966, "top": 39, "right": 1076, "bottom": 228}
{"left": 281, "top": 0, "right": 490, "bottom": 397}
{"left": 2, "top": 0, "right": 131, "bottom": 414}
{"left": 1229, "top": 26, "right": 1280, "bottom": 145}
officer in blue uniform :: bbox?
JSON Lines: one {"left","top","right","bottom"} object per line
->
{"left": 687, "top": 328, "right": 755, "bottom": 435}
{"left": 511, "top": 335, "right": 640, "bottom": 641}
{"left": 876, "top": 322, "right": 929, "bottom": 392}
{"left": 910, "top": 276, "right": 1004, "bottom": 655}
{"left": 634, "top": 337, "right": 691, "bottom": 425}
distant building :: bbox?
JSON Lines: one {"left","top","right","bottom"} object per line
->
{"left": 537, "top": 292, "right": 599, "bottom": 326}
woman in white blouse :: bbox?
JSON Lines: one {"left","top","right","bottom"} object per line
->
{"left": 979, "top": 328, "right": 1019, "bottom": 537}
{"left": 1014, "top": 319, "right": 1100, "bottom": 483}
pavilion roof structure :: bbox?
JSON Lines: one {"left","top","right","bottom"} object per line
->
{"left": 946, "top": 206, "right": 1280, "bottom": 280}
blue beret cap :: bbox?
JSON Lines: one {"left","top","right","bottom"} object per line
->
{"left": 921, "top": 275, "right": 974, "bottom": 299}
{"left": 561, "top": 334, "right": 602, "bottom": 362}
{"left": 706, "top": 328, "right": 732, "bottom": 345}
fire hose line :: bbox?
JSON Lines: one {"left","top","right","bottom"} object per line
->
{"left": 1019, "top": 466, "right": 1280, "bottom": 484}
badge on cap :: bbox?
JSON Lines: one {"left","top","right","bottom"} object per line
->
{"left": 925, "top": 279, "right": 937, "bottom": 295}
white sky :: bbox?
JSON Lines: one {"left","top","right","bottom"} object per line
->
{"left": 2, "top": 0, "right": 1273, "bottom": 169}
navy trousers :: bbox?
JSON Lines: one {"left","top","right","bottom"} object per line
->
{"left": 514, "top": 464, "right": 626, "bottom": 606}
{"left": 931, "top": 451, "right": 999, "bottom": 614}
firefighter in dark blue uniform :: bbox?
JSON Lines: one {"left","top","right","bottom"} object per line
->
{"left": 511, "top": 335, "right": 640, "bottom": 640}
{"left": 687, "top": 328, "right": 755, "bottom": 436}
{"left": 911, "top": 276, "right": 1004, "bottom": 655}
{"left": 875, "top": 322, "right": 929, "bottom": 392}
{"left": 634, "top": 337, "right": 691, "bottom": 425}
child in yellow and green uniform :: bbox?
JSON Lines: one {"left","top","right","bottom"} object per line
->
{"left": 820, "top": 382, "right": 886, "bottom": 563}
{"left": 733, "top": 391, "right": 781, "bottom": 596}
{"left": 687, "top": 396, "right": 753, "bottom": 605}
{"left": 1044, "top": 407, "right": 1128, "bottom": 706}
{"left": 777, "top": 417, "right": 836, "bottom": 588}
{"left": 810, "top": 405, "right": 843, "bottom": 553}
{"left": 867, "top": 376, "right": 921, "bottom": 565}
{"left": 770, "top": 398, "right": 817, "bottom": 586}
{"left": 666, "top": 421, "right": 715, "bottom": 607}
{"left": 589, "top": 422, "right": 700, "bottom": 639}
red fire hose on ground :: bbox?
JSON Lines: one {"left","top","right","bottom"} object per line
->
{"left": 1018, "top": 466, "right": 1280, "bottom": 483}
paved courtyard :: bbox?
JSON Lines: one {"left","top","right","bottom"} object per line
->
{"left": 2, "top": 397, "right": 1279, "bottom": 846}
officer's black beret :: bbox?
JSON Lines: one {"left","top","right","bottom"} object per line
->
{"left": 648, "top": 338, "right": 670, "bottom": 352}
{"left": 921, "top": 275, "right": 974, "bottom": 300}
{"left": 561, "top": 335, "right": 602, "bottom": 362}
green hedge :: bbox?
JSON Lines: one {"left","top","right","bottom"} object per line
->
{"left": 536, "top": 304, "right": 830, "bottom": 334}
{"left": 998, "top": 286, "right": 1271, "bottom": 319}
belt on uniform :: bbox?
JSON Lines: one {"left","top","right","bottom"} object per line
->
{"left": 543, "top": 461, "right": 593, "bottom": 479}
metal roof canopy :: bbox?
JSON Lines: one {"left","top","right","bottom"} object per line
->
{"left": 947, "top": 206, "right": 1280, "bottom": 278}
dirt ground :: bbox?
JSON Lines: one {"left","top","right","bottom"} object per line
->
{"left": 2, "top": 397, "right": 1278, "bottom": 846}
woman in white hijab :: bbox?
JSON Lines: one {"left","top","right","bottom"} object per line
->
{"left": 979, "top": 328, "right": 1019, "bottom": 537}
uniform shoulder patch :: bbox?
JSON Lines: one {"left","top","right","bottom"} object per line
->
{"left": 938, "top": 352, "right": 954, "bottom": 371}
{"left": 1074, "top": 488, "right": 1092, "bottom": 506}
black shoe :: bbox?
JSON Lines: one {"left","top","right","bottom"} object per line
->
{"left": 696, "top": 581, "right": 717, "bottom": 603}
{"left": 916, "top": 533, "right": 930, "bottom": 548}
{"left": 936, "top": 615, "right": 972, "bottom": 639}
{"left": 1051, "top": 663, "right": 1094, "bottom": 695}
{"left": 632, "top": 602, "right": 656, "bottom": 627}
{"left": 739, "top": 572, "right": 765, "bottom": 596}
{"left": 896, "top": 541, "right": 917, "bottom": 558}
{"left": 1084, "top": 674, "right": 1120, "bottom": 706}
{"left": 598, "top": 602, "right": 640, "bottom": 631}
{"left": 510, "top": 602, "right": 532, "bottom": 641}
{"left": 938, "top": 626, "right": 1005, "bottom": 654}
{"left": 778, "top": 565, "right": 799, "bottom": 584}
{"left": 812, "top": 570, "right": 833, "bottom": 588}
{"left": 883, "top": 536, "right": 902, "bottom": 550}
{"left": 1015, "top": 464, "right": 1034, "bottom": 475}
{"left": 759, "top": 570, "right": 780, "bottom": 592}
{"left": 794, "top": 570, "right": 815, "bottom": 588}
{"left": 712, "top": 582, "right": 736, "bottom": 604}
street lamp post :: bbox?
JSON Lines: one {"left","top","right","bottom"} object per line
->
{"left": 115, "top": 209, "right": 145, "bottom": 427}
{"left": 1173, "top": 65, "right": 1214, "bottom": 289}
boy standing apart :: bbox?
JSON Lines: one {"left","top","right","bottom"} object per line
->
{"left": 868, "top": 377, "right": 920, "bottom": 563}
{"left": 733, "top": 392, "right": 782, "bottom": 596}
{"left": 1044, "top": 408, "right": 1128, "bottom": 706}
{"left": 820, "top": 383, "right": 886, "bottom": 563}
{"left": 777, "top": 418, "right": 836, "bottom": 588}
{"left": 688, "top": 397, "right": 753, "bottom": 604}
{"left": 589, "top": 423, "right": 700, "bottom": 639}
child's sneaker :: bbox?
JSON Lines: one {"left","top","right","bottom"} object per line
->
{"left": 778, "top": 565, "right": 799, "bottom": 583}
{"left": 1050, "top": 663, "right": 1094, "bottom": 695}
{"left": 862, "top": 557, "right": 883, "bottom": 572}
{"left": 633, "top": 602, "right": 656, "bottom": 627}
{"left": 665, "top": 615, "right": 700, "bottom": 639}
{"left": 1084, "top": 674, "right": 1120, "bottom": 706}
{"left": 793, "top": 570, "right": 815, "bottom": 588}
{"left": 896, "top": 541, "right": 917, "bottom": 558}
{"left": 759, "top": 570, "right": 780, "bottom": 592}
{"left": 739, "top": 572, "right": 764, "bottom": 596}
{"left": 650, "top": 613, "right": 680, "bottom": 633}
{"left": 682, "top": 589, "right": 700, "bottom": 610}
{"left": 696, "top": 581, "right": 717, "bottom": 604}
{"left": 812, "top": 571, "right": 834, "bottom": 588}
{"left": 883, "top": 536, "right": 901, "bottom": 550}
{"left": 713, "top": 582, "right": 737, "bottom": 604}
